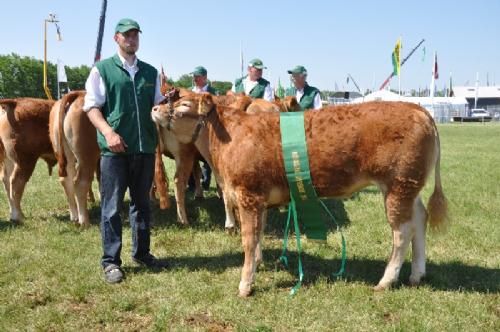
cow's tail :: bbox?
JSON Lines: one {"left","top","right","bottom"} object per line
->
{"left": 0, "top": 134, "right": 4, "bottom": 172}
{"left": 427, "top": 123, "right": 449, "bottom": 231}
{"left": 57, "top": 91, "right": 82, "bottom": 177}
{"left": 154, "top": 140, "right": 171, "bottom": 209}
{"left": 0, "top": 100, "right": 17, "bottom": 172}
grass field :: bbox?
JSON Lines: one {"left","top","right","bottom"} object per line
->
{"left": 0, "top": 123, "right": 499, "bottom": 331}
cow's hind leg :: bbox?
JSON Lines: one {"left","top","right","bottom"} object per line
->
{"left": 409, "top": 196, "right": 427, "bottom": 286}
{"left": 59, "top": 161, "right": 79, "bottom": 223}
{"left": 2, "top": 159, "right": 17, "bottom": 221}
{"left": 9, "top": 159, "right": 37, "bottom": 223}
{"left": 74, "top": 164, "right": 94, "bottom": 228}
{"left": 375, "top": 191, "right": 415, "bottom": 291}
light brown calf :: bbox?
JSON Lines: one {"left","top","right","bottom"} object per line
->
{"left": 49, "top": 91, "right": 100, "bottom": 227}
{"left": 152, "top": 94, "right": 448, "bottom": 297}
{"left": 0, "top": 98, "right": 56, "bottom": 222}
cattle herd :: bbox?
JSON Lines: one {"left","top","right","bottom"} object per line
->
{"left": 0, "top": 89, "right": 447, "bottom": 296}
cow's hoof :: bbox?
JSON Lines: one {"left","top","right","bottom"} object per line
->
{"left": 225, "top": 227, "right": 237, "bottom": 235}
{"left": 409, "top": 274, "right": 425, "bottom": 287}
{"left": 239, "top": 281, "right": 253, "bottom": 297}
{"left": 10, "top": 218, "right": 23, "bottom": 225}
{"left": 373, "top": 283, "right": 390, "bottom": 292}
{"left": 238, "top": 288, "right": 253, "bottom": 297}
{"left": 79, "top": 222, "right": 91, "bottom": 230}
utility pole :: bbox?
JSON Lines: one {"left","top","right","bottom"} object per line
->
{"left": 94, "top": 0, "right": 107, "bottom": 64}
{"left": 43, "top": 13, "right": 62, "bottom": 100}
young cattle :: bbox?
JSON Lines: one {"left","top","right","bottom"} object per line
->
{"left": 0, "top": 98, "right": 56, "bottom": 222}
{"left": 49, "top": 91, "right": 100, "bottom": 227}
{"left": 151, "top": 94, "right": 448, "bottom": 297}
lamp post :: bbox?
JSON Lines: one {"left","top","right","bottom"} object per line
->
{"left": 43, "top": 13, "right": 62, "bottom": 100}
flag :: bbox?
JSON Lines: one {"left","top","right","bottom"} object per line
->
{"left": 422, "top": 46, "right": 426, "bottom": 62}
{"left": 392, "top": 38, "right": 401, "bottom": 76}
{"left": 433, "top": 53, "right": 439, "bottom": 79}
{"left": 57, "top": 59, "right": 67, "bottom": 83}
{"left": 55, "top": 23, "right": 63, "bottom": 41}
{"left": 346, "top": 76, "right": 350, "bottom": 84}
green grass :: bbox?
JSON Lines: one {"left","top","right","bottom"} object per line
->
{"left": 0, "top": 123, "right": 499, "bottom": 331}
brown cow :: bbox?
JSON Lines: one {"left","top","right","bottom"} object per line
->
{"left": 154, "top": 91, "right": 289, "bottom": 227}
{"left": 151, "top": 94, "right": 448, "bottom": 297}
{"left": 49, "top": 91, "right": 100, "bottom": 227}
{"left": 0, "top": 98, "right": 56, "bottom": 222}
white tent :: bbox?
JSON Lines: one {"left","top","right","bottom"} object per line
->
{"left": 351, "top": 90, "right": 468, "bottom": 122}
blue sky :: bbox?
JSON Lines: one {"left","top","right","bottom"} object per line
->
{"left": 2, "top": 0, "right": 499, "bottom": 92}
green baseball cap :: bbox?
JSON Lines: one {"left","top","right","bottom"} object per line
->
{"left": 115, "top": 18, "right": 142, "bottom": 33}
{"left": 248, "top": 58, "right": 267, "bottom": 69}
{"left": 287, "top": 65, "right": 307, "bottom": 75}
{"left": 191, "top": 66, "right": 208, "bottom": 76}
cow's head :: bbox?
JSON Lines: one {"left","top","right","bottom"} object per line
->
{"left": 273, "top": 95, "right": 301, "bottom": 112}
{"left": 152, "top": 92, "right": 215, "bottom": 144}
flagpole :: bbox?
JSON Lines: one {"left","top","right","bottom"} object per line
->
{"left": 380, "top": 38, "right": 425, "bottom": 90}
{"left": 43, "top": 14, "right": 60, "bottom": 100}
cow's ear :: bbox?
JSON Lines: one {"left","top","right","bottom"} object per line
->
{"left": 274, "top": 94, "right": 281, "bottom": 102}
{"left": 0, "top": 100, "right": 17, "bottom": 112}
{"left": 199, "top": 94, "right": 214, "bottom": 115}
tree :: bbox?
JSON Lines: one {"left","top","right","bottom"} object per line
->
{"left": 211, "top": 81, "right": 232, "bottom": 95}
{"left": 0, "top": 53, "right": 90, "bottom": 99}
{"left": 175, "top": 74, "right": 192, "bottom": 89}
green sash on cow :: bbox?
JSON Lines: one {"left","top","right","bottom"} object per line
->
{"left": 279, "top": 111, "right": 346, "bottom": 295}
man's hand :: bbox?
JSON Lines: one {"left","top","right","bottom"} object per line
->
{"left": 103, "top": 130, "right": 128, "bottom": 153}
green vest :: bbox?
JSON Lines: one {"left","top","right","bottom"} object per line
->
{"left": 207, "top": 85, "right": 217, "bottom": 95}
{"left": 95, "top": 54, "right": 158, "bottom": 156}
{"left": 286, "top": 84, "right": 320, "bottom": 110}
{"left": 234, "top": 76, "right": 269, "bottom": 98}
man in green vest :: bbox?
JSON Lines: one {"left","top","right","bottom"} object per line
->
{"left": 188, "top": 65, "right": 214, "bottom": 192}
{"left": 232, "top": 58, "right": 274, "bottom": 101}
{"left": 286, "top": 65, "right": 322, "bottom": 110}
{"left": 191, "top": 65, "right": 217, "bottom": 95}
{"left": 84, "top": 18, "right": 166, "bottom": 284}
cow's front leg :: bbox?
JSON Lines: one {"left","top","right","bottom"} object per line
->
{"left": 173, "top": 152, "right": 196, "bottom": 225}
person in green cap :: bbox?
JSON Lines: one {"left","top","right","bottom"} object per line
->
{"left": 286, "top": 65, "right": 322, "bottom": 110}
{"left": 232, "top": 58, "right": 274, "bottom": 101}
{"left": 83, "top": 18, "right": 166, "bottom": 284}
{"left": 187, "top": 66, "right": 214, "bottom": 192}
{"left": 191, "top": 66, "right": 217, "bottom": 95}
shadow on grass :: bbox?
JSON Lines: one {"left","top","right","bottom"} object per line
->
{"left": 123, "top": 248, "right": 499, "bottom": 294}
{"left": 0, "top": 218, "right": 20, "bottom": 232}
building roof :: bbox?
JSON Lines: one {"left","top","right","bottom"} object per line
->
{"left": 452, "top": 86, "right": 500, "bottom": 99}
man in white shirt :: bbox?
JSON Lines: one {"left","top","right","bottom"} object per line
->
{"left": 232, "top": 58, "right": 273, "bottom": 101}
{"left": 188, "top": 66, "right": 214, "bottom": 192}
{"left": 83, "top": 18, "right": 166, "bottom": 284}
{"left": 286, "top": 65, "right": 322, "bottom": 110}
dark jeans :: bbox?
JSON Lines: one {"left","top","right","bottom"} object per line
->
{"left": 188, "top": 158, "right": 212, "bottom": 191}
{"left": 100, "top": 154, "right": 155, "bottom": 269}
